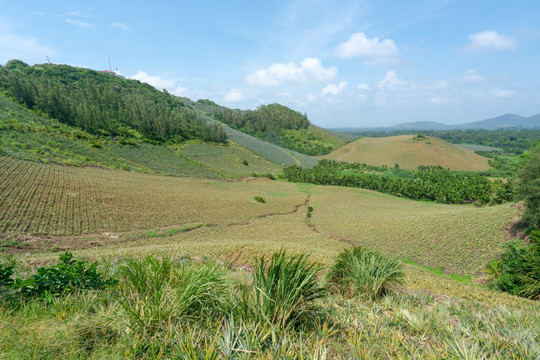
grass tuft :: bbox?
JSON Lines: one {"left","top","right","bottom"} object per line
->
{"left": 326, "top": 247, "right": 404, "bottom": 299}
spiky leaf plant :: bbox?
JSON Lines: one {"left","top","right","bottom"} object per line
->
{"left": 326, "top": 247, "right": 404, "bottom": 299}
{"left": 252, "top": 249, "right": 324, "bottom": 329}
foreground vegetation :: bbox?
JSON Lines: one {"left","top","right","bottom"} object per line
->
{"left": 1, "top": 249, "right": 538, "bottom": 359}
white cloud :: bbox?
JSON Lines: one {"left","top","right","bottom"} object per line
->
{"left": 462, "top": 69, "right": 486, "bottom": 83}
{"left": 224, "top": 89, "right": 245, "bottom": 102}
{"left": 491, "top": 87, "right": 517, "bottom": 98}
{"left": 65, "top": 18, "right": 96, "bottom": 30}
{"left": 110, "top": 22, "right": 130, "bottom": 31}
{"left": 322, "top": 81, "right": 348, "bottom": 96}
{"left": 334, "top": 32, "right": 398, "bottom": 59}
{"left": 172, "top": 86, "right": 188, "bottom": 97}
{"left": 0, "top": 22, "right": 57, "bottom": 63}
{"left": 246, "top": 57, "right": 337, "bottom": 87}
{"left": 131, "top": 71, "right": 188, "bottom": 96}
{"left": 132, "top": 71, "right": 176, "bottom": 89}
{"left": 376, "top": 71, "right": 405, "bottom": 90}
{"left": 356, "top": 83, "right": 371, "bottom": 91}
{"left": 466, "top": 31, "right": 518, "bottom": 51}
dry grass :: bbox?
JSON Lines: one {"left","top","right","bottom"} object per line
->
{"left": 322, "top": 135, "right": 491, "bottom": 171}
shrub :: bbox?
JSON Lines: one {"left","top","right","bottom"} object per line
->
{"left": 14, "top": 252, "right": 117, "bottom": 299}
{"left": 252, "top": 249, "right": 324, "bottom": 328}
{"left": 326, "top": 247, "right": 404, "bottom": 299}
{"left": 254, "top": 196, "right": 266, "bottom": 203}
{"left": 116, "top": 257, "right": 230, "bottom": 336}
{"left": 489, "top": 230, "right": 540, "bottom": 299}
{"left": 515, "top": 144, "right": 540, "bottom": 228}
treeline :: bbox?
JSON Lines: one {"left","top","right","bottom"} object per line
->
{"left": 213, "top": 103, "right": 309, "bottom": 135}
{"left": 212, "top": 104, "right": 338, "bottom": 155}
{"left": 283, "top": 160, "right": 512, "bottom": 204}
{"left": 0, "top": 60, "right": 226, "bottom": 143}
{"left": 350, "top": 129, "right": 540, "bottom": 155}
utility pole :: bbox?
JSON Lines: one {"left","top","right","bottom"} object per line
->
{"left": 108, "top": 56, "right": 112, "bottom": 72}
{"left": 46, "top": 55, "right": 51, "bottom": 64}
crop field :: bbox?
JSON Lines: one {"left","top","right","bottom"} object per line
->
{"left": 308, "top": 185, "right": 518, "bottom": 275}
{"left": 323, "top": 135, "right": 491, "bottom": 171}
{"left": 0, "top": 156, "right": 306, "bottom": 238}
{"left": 179, "top": 142, "right": 281, "bottom": 178}
{"left": 1, "top": 155, "right": 520, "bottom": 278}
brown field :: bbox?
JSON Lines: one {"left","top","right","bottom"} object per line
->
{"left": 322, "top": 135, "right": 491, "bottom": 171}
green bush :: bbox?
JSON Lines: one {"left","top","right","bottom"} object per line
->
{"left": 0, "top": 264, "right": 14, "bottom": 289}
{"left": 489, "top": 230, "right": 540, "bottom": 299}
{"left": 254, "top": 196, "right": 266, "bottom": 203}
{"left": 515, "top": 144, "right": 540, "bottom": 228}
{"left": 116, "top": 257, "right": 230, "bottom": 336}
{"left": 14, "top": 252, "right": 117, "bottom": 299}
{"left": 252, "top": 250, "right": 324, "bottom": 328}
{"left": 326, "top": 247, "right": 404, "bottom": 299}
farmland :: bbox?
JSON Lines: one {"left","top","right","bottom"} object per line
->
{"left": 323, "top": 135, "right": 491, "bottom": 171}
{"left": 0, "top": 156, "right": 538, "bottom": 359}
{"left": 0, "top": 156, "right": 518, "bottom": 276}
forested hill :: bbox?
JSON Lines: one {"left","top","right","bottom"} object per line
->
{"left": 212, "top": 104, "right": 348, "bottom": 155}
{"left": 0, "top": 60, "right": 226, "bottom": 144}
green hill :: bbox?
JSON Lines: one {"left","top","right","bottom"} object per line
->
{"left": 211, "top": 103, "right": 349, "bottom": 156}
{"left": 323, "top": 134, "right": 491, "bottom": 171}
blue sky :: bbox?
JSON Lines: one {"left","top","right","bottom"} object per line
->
{"left": 1, "top": 0, "right": 539, "bottom": 127}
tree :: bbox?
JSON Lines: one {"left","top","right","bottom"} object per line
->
{"left": 515, "top": 143, "right": 540, "bottom": 228}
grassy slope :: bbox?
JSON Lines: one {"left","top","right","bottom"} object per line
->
{"left": 323, "top": 135, "right": 491, "bottom": 171}
{"left": 0, "top": 156, "right": 516, "bottom": 276}
{"left": 1, "top": 158, "right": 537, "bottom": 359}
{"left": 0, "top": 92, "right": 281, "bottom": 178}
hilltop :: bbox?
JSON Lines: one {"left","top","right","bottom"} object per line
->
{"left": 0, "top": 60, "right": 341, "bottom": 174}
{"left": 322, "top": 134, "right": 491, "bottom": 171}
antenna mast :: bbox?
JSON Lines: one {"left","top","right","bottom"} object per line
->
{"left": 46, "top": 55, "right": 51, "bottom": 64}
{"left": 108, "top": 56, "right": 112, "bottom": 72}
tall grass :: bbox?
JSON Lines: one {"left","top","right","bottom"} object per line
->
{"left": 115, "top": 257, "right": 230, "bottom": 338}
{"left": 251, "top": 250, "right": 324, "bottom": 329}
{"left": 326, "top": 247, "right": 404, "bottom": 299}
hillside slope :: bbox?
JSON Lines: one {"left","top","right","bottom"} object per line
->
{"left": 322, "top": 135, "right": 491, "bottom": 171}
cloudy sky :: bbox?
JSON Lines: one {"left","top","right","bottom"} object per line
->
{"left": 1, "top": 0, "right": 539, "bottom": 127}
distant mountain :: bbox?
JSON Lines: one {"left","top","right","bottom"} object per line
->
{"left": 337, "top": 113, "right": 540, "bottom": 132}
{"left": 389, "top": 121, "right": 451, "bottom": 130}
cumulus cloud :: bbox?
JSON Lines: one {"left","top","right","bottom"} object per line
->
{"left": 0, "top": 22, "right": 57, "bottom": 62}
{"left": 334, "top": 32, "right": 398, "bottom": 59}
{"left": 65, "top": 18, "right": 96, "bottom": 30}
{"left": 466, "top": 31, "right": 518, "bottom": 51}
{"left": 110, "top": 22, "right": 130, "bottom": 31}
{"left": 132, "top": 71, "right": 175, "bottom": 89}
{"left": 131, "top": 71, "right": 188, "bottom": 96}
{"left": 322, "top": 81, "right": 348, "bottom": 96}
{"left": 224, "top": 89, "right": 245, "bottom": 102}
{"left": 246, "top": 57, "right": 337, "bottom": 87}
{"left": 376, "top": 71, "right": 405, "bottom": 90}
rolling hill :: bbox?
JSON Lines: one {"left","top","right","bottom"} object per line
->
{"left": 322, "top": 134, "right": 491, "bottom": 171}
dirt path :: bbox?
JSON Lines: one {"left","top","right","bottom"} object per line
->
{"left": 337, "top": 142, "right": 357, "bottom": 161}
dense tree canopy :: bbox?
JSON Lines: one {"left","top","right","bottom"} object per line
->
{"left": 0, "top": 60, "right": 226, "bottom": 144}
{"left": 516, "top": 143, "right": 540, "bottom": 228}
